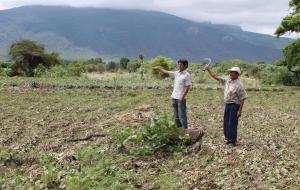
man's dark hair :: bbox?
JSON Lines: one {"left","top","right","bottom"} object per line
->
{"left": 178, "top": 59, "right": 189, "bottom": 68}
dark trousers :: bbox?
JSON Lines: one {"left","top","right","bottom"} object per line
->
{"left": 172, "top": 99, "right": 188, "bottom": 129}
{"left": 224, "top": 103, "right": 240, "bottom": 144}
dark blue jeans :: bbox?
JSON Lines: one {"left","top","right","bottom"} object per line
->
{"left": 172, "top": 99, "right": 188, "bottom": 129}
{"left": 224, "top": 103, "right": 240, "bottom": 144}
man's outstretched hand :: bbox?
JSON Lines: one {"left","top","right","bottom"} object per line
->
{"left": 152, "top": 66, "right": 161, "bottom": 71}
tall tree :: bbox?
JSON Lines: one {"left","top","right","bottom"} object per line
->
{"left": 120, "top": 57, "right": 130, "bottom": 69}
{"left": 275, "top": 0, "right": 300, "bottom": 79}
{"left": 138, "top": 54, "right": 144, "bottom": 62}
{"left": 9, "top": 40, "right": 60, "bottom": 76}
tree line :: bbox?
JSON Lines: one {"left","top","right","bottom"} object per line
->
{"left": 0, "top": 40, "right": 146, "bottom": 77}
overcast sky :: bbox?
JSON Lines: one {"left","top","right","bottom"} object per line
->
{"left": 0, "top": 0, "right": 292, "bottom": 36}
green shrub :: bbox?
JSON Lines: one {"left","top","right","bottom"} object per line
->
{"left": 86, "top": 57, "right": 103, "bottom": 65}
{"left": 120, "top": 57, "right": 130, "bottom": 70}
{"left": 113, "top": 113, "right": 188, "bottom": 156}
{"left": 127, "top": 60, "right": 141, "bottom": 72}
{"left": 106, "top": 61, "right": 119, "bottom": 72}
{"left": 40, "top": 162, "right": 62, "bottom": 189}
{"left": 0, "top": 68, "right": 5, "bottom": 76}
{"left": 85, "top": 63, "right": 105, "bottom": 73}
{"left": 215, "top": 59, "right": 251, "bottom": 74}
{"left": 63, "top": 147, "right": 135, "bottom": 190}
{"left": 259, "top": 65, "right": 298, "bottom": 85}
{"left": 67, "top": 61, "right": 86, "bottom": 76}
{"left": 277, "top": 67, "right": 297, "bottom": 85}
{"left": 0, "top": 61, "right": 11, "bottom": 68}
{"left": 33, "top": 64, "right": 47, "bottom": 77}
{"left": 146, "top": 56, "right": 175, "bottom": 78}
{"left": 97, "top": 64, "right": 106, "bottom": 73}
{"left": 45, "top": 65, "right": 70, "bottom": 78}
{"left": 35, "top": 147, "right": 135, "bottom": 189}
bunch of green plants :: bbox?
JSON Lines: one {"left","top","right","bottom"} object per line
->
{"left": 44, "top": 65, "right": 71, "bottom": 78}
{"left": 66, "top": 61, "right": 86, "bottom": 76}
{"left": 144, "top": 56, "right": 175, "bottom": 79}
{"left": 215, "top": 59, "right": 257, "bottom": 75}
{"left": 62, "top": 147, "right": 135, "bottom": 190}
{"left": 41, "top": 61, "right": 85, "bottom": 78}
{"left": 85, "top": 63, "right": 105, "bottom": 73}
{"left": 259, "top": 65, "right": 298, "bottom": 85}
{"left": 0, "top": 61, "right": 13, "bottom": 76}
{"left": 113, "top": 113, "right": 189, "bottom": 156}
{"left": 31, "top": 147, "right": 135, "bottom": 189}
{"left": 106, "top": 61, "right": 120, "bottom": 72}
{"left": 33, "top": 64, "right": 47, "bottom": 77}
{"left": 214, "top": 59, "right": 299, "bottom": 86}
{"left": 127, "top": 60, "right": 142, "bottom": 72}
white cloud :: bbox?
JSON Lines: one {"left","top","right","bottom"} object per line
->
{"left": 0, "top": 0, "right": 291, "bottom": 36}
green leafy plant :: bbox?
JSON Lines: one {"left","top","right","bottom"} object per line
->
{"left": 33, "top": 64, "right": 47, "bottom": 77}
{"left": 63, "top": 147, "right": 135, "bottom": 190}
{"left": 40, "top": 162, "right": 62, "bottom": 189}
{"left": 113, "top": 113, "right": 189, "bottom": 156}
{"left": 127, "top": 60, "right": 141, "bottom": 72}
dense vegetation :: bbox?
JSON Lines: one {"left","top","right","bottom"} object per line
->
{"left": 8, "top": 40, "right": 60, "bottom": 76}
{"left": 1, "top": 56, "right": 299, "bottom": 86}
{"left": 1, "top": 39, "right": 299, "bottom": 86}
{"left": 275, "top": 0, "right": 300, "bottom": 82}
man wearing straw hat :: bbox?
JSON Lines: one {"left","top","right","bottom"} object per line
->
{"left": 203, "top": 65, "right": 248, "bottom": 146}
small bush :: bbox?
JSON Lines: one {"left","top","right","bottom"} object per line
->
{"left": 0, "top": 68, "right": 5, "bottom": 76}
{"left": 85, "top": 63, "right": 105, "bottom": 73}
{"left": 120, "top": 57, "right": 130, "bottom": 70}
{"left": 45, "top": 61, "right": 86, "bottom": 77}
{"left": 106, "top": 61, "right": 119, "bottom": 72}
{"left": 86, "top": 57, "right": 103, "bottom": 65}
{"left": 113, "top": 113, "right": 188, "bottom": 156}
{"left": 33, "top": 64, "right": 47, "bottom": 77}
{"left": 67, "top": 61, "right": 86, "bottom": 76}
{"left": 63, "top": 147, "right": 135, "bottom": 190}
{"left": 40, "top": 162, "right": 62, "bottom": 189}
{"left": 45, "top": 65, "right": 70, "bottom": 78}
{"left": 127, "top": 60, "right": 141, "bottom": 72}
{"left": 0, "top": 61, "right": 11, "bottom": 68}
{"left": 0, "top": 61, "right": 14, "bottom": 76}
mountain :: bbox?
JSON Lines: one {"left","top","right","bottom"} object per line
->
{"left": 0, "top": 6, "right": 293, "bottom": 62}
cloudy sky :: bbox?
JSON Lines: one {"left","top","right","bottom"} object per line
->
{"left": 0, "top": 0, "right": 292, "bottom": 36}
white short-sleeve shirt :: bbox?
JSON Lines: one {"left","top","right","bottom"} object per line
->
{"left": 167, "top": 70, "right": 192, "bottom": 100}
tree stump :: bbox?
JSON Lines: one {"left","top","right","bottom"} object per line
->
{"left": 170, "top": 128, "right": 205, "bottom": 145}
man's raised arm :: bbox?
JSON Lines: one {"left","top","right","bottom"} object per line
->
{"left": 203, "top": 64, "right": 222, "bottom": 81}
{"left": 152, "top": 66, "right": 169, "bottom": 75}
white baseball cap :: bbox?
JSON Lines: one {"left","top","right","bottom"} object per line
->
{"left": 227, "top": 67, "right": 241, "bottom": 74}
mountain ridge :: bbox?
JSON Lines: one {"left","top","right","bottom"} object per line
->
{"left": 0, "top": 6, "right": 293, "bottom": 62}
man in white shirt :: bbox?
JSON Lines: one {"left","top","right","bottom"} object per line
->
{"left": 153, "top": 59, "right": 192, "bottom": 128}
{"left": 203, "top": 65, "right": 247, "bottom": 146}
